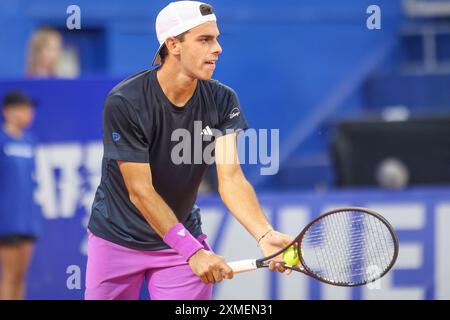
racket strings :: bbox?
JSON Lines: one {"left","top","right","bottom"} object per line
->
{"left": 301, "top": 210, "right": 396, "bottom": 285}
{"left": 318, "top": 213, "right": 358, "bottom": 281}
{"left": 311, "top": 214, "right": 351, "bottom": 283}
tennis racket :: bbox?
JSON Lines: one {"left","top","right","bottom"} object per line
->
{"left": 228, "top": 207, "right": 399, "bottom": 286}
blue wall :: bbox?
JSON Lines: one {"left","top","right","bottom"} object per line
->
{"left": 0, "top": 0, "right": 403, "bottom": 77}
{"left": 26, "top": 186, "right": 450, "bottom": 299}
{"left": 0, "top": 0, "right": 409, "bottom": 189}
{"left": 4, "top": 0, "right": 449, "bottom": 190}
{"left": 0, "top": 78, "right": 447, "bottom": 299}
{"left": 0, "top": 2, "right": 449, "bottom": 299}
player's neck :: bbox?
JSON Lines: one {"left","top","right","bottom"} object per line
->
{"left": 156, "top": 63, "right": 198, "bottom": 108}
{"left": 3, "top": 122, "right": 24, "bottom": 139}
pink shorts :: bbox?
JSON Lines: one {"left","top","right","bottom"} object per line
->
{"left": 85, "top": 231, "right": 213, "bottom": 300}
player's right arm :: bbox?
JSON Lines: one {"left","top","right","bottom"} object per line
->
{"left": 117, "top": 159, "right": 233, "bottom": 284}
{"left": 117, "top": 160, "right": 178, "bottom": 236}
{"left": 104, "top": 94, "right": 232, "bottom": 284}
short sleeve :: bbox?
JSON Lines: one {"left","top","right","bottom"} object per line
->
{"left": 102, "top": 94, "right": 149, "bottom": 162}
{"left": 215, "top": 85, "right": 249, "bottom": 136}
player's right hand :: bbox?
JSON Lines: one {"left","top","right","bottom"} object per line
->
{"left": 188, "top": 249, "right": 234, "bottom": 284}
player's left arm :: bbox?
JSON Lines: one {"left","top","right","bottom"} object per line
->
{"left": 215, "top": 132, "right": 293, "bottom": 273}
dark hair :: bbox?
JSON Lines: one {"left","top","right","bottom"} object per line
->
{"left": 159, "top": 32, "right": 187, "bottom": 65}
{"left": 2, "top": 91, "right": 34, "bottom": 109}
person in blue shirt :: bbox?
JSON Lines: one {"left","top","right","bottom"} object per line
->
{"left": 0, "top": 91, "right": 39, "bottom": 300}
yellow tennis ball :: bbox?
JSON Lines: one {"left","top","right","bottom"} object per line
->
{"left": 282, "top": 245, "right": 300, "bottom": 266}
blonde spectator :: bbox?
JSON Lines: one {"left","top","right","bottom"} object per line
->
{"left": 26, "top": 28, "right": 63, "bottom": 78}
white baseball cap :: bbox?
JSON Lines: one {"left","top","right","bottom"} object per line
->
{"left": 152, "top": 1, "right": 217, "bottom": 66}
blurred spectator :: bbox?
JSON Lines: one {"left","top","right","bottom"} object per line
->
{"left": 26, "top": 27, "right": 63, "bottom": 78}
{"left": 0, "top": 91, "right": 39, "bottom": 300}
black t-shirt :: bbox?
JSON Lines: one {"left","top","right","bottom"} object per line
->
{"left": 88, "top": 68, "right": 248, "bottom": 250}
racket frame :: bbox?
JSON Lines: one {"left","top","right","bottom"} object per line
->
{"left": 254, "top": 207, "right": 399, "bottom": 287}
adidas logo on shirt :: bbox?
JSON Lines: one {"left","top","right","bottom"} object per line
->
{"left": 177, "top": 229, "right": 186, "bottom": 237}
{"left": 201, "top": 126, "right": 213, "bottom": 136}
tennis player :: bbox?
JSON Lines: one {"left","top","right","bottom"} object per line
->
{"left": 86, "top": 1, "right": 293, "bottom": 300}
{"left": 0, "top": 92, "right": 39, "bottom": 300}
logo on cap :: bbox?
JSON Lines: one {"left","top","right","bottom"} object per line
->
{"left": 199, "top": 4, "right": 213, "bottom": 16}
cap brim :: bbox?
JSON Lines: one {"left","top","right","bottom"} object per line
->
{"left": 152, "top": 43, "right": 164, "bottom": 66}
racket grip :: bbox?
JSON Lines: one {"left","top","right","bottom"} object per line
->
{"left": 228, "top": 259, "right": 258, "bottom": 274}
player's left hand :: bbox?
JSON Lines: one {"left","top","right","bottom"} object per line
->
{"left": 258, "top": 230, "right": 294, "bottom": 275}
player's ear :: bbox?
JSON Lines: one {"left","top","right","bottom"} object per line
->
{"left": 165, "top": 37, "right": 182, "bottom": 57}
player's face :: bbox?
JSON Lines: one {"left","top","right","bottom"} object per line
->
{"left": 179, "top": 21, "right": 222, "bottom": 80}
{"left": 3, "top": 104, "right": 35, "bottom": 129}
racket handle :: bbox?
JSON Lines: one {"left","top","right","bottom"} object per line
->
{"left": 228, "top": 259, "right": 258, "bottom": 274}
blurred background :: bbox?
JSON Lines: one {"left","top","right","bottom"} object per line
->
{"left": 0, "top": 0, "right": 449, "bottom": 299}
